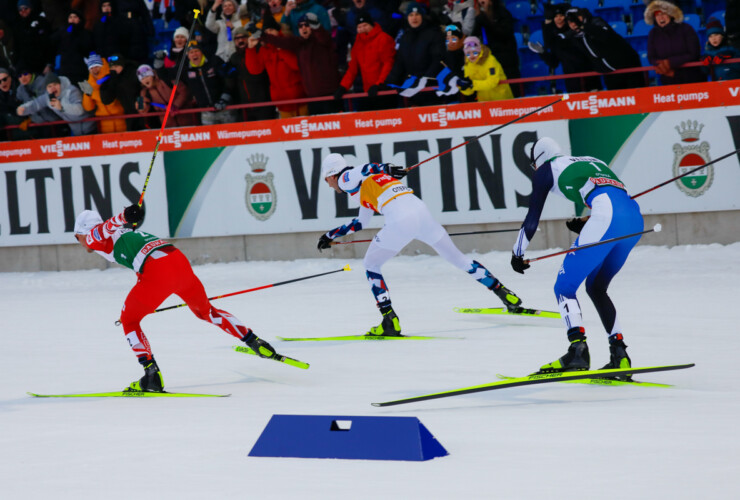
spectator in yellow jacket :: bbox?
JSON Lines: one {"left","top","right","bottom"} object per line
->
{"left": 458, "top": 36, "right": 513, "bottom": 101}
{"left": 80, "top": 53, "right": 127, "bottom": 133}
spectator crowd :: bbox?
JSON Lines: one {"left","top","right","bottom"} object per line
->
{"left": 0, "top": 0, "right": 737, "bottom": 140}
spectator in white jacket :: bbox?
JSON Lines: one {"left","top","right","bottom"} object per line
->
{"left": 205, "top": 0, "right": 246, "bottom": 64}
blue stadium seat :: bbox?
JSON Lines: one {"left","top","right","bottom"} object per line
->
{"left": 683, "top": 14, "right": 701, "bottom": 32}
{"left": 520, "top": 61, "right": 550, "bottom": 96}
{"left": 525, "top": 14, "right": 545, "bottom": 34}
{"left": 706, "top": 10, "right": 726, "bottom": 24}
{"left": 629, "top": 3, "right": 645, "bottom": 25}
{"left": 610, "top": 20, "right": 629, "bottom": 37}
{"left": 627, "top": 20, "right": 651, "bottom": 53}
{"left": 552, "top": 65, "right": 567, "bottom": 94}
{"left": 699, "top": 0, "right": 725, "bottom": 17}
{"left": 518, "top": 29, "right": 543, "bottom": 64}
{"left": 528, "top": 29, "right": 544, "bottom": 46}
{"left": 514, "top": 31, "right": 524, "bottom": 48}
{"left": 595, "top": 0, "right": 629, "bottom": 23}
{"left": 571, "top": 0, "right": 600, "bottom": 16}
{"left": 152, "top": 18, "right": 165, "bottom": 34}
{"left": 639, "top": 50, "right": 656, "bottom": 85}
{"left": 506, "top": 1, "right": 534, "bottom": 23}
{"left": 631, "top": 19, "right": 652, "bottom": 37}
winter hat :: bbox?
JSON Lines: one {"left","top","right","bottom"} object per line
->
{"left": 173, "top": 26, "right": 189, "bottom": 40}
{"left": 530, "top": 137, "right": 563, "bottom": 169}
{"left": 108, "top": 53, "right": 125, "bottom": 67}
{"left": 187, "top": 40, "right": 202, "bottom": 52}
{"left": 17, "top": 0, "right": 31, "bottom": 10}
{"left": 74, "top": 210, "right": 103, "bottom": 235}
{"left": 262, "top": 14, "right": 281, "bottom": 32}
{"left": 45, "top": 72, "right": 61, "bottom": 86}
{"left": 406, "top": 2, "right": 427, "bottom": 15}
{"left": 321, "top": 153, "right": 347, "bottom": 179}
{"left": 0, "top": 67, "right": 10, "bottom": 77}
{"left": 84, "top": 53, "right": 104, "bottom": 70}
{"left": 356, "top": 10, "right": 374, "bottom": 27}
{"left": 445, "top": 23, "right": 463, "bottom": 39}
{"left": 552, "top": 3, "right": 571, "bottom": 16}
{"left": 463, "top": 36, "right": 482, "bottom": 56}
{"left": 136, "top": 64, "right": 155, "bottom": 81}
{"left": 233, "top": 26, "right": 249, "bottom": 38}
{"left": 298, "top": 12, "right": 321, "bottom": 30}
{"left": 706, "top": 17, "right": 724, "bottom": 36}
{"left": 644, "top": 0, "right": 683, "bottom": 25}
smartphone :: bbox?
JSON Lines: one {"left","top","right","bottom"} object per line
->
{"left": 136, "top": 96, "right": 144, "bottom": 109}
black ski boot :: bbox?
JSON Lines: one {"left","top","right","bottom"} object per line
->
{"left": 129, "top": 358, "right": 164, "bottom": 392}
{"left": 366, "top": 305, "right": 402, "bottom": 337}
{"left": 538, "top": 327, "right": 590, "bottom": 373}
{"left": 242, "top": 329, "right": 276, "bottom": 358}
{"left": 600, "top": 335, "right": 632, "bottom": 381}
{"left": 492, "top": 282, "right": 522, "bottom": 312}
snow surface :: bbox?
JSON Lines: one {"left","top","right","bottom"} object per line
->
{"left": 2, "top": 243, "right": 739, "bottom": 499}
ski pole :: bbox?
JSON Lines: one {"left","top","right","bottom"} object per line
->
{"left": 114, "top": 264, "right": 351, "bottom": 325}
{"left": 406, "top": 95, "right": 568, "bottom": 173}
{"left": 631, "top": 147, "right": 740, "bottom": 199}
{"left": 525, "top": 224, "right": 661, "bottom": 264}
{"left": 330, "top": 227, "right": 522, "bottom": 245}
{"left": 135, "top": 9, "right": 201, "bottom": 213}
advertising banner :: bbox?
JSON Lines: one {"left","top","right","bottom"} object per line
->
{"left": 1, "top": 80, "right": 739, "bottom": 247}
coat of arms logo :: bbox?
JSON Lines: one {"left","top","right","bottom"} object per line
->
{"left": 245, "top": 153, "right": 276, "bottom": 221}
{"left": 672, "top": 120, "right": 712, "bottom": 197}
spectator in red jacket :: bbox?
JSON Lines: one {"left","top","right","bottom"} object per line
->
{"left": 260, "top": 11, "right": 339, "bottom": 115}
{"left": 245, "top": 15, "right": 307, "bottom": 119}
{"left": 333, "top": 11, "right": 395, "bottom": 111}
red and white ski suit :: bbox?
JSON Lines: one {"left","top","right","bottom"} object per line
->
{"left": 84, "top": 212, "right": 251, "bottom": 363}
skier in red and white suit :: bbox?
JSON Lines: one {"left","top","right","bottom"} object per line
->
{"left": 73, "top": 204, "right": 275, "bottom": 392}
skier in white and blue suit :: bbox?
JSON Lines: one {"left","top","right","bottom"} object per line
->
{"left": 511, "top": 137, "right": 644, "bottom": 377}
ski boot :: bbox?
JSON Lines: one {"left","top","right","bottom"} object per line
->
{"left": 128, "top": 358, "right": 164, "bottom": 392}
{"left": 492, "top": 282, "right": 522, "bottom": 312}
{"left": 366, "top": 306, "right": 402, "bottom": 337}
{"left": 242, "top": 329, "right": 276, "bottom": 358}
{"left": 600, "top": 335, "right": 632, "bottom": 381}
{"left": 538, "top": 327, "right": 590, "bottom": 373}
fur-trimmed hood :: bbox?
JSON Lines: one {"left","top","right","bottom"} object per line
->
{"left": 644, "top": 0, "right": 683, "bottom": 25}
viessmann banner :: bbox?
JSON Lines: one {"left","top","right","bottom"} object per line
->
{"left": 1, "top": 80, "right": 739, "bottom": 247}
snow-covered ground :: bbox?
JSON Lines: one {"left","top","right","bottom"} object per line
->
{"left": 2, "top": 243, "right": 739, "bottom": 499}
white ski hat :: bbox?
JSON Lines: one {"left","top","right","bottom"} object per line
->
{"left": 74, "top": 210, "right": 103, "bottom": 235}
{"left": 530, "top": 137, "right": 562, "bottom": 169}
{"left": 321, "top": 153, "right": 347, "bottom": 179}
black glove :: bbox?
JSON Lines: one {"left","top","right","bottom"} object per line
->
{"left": 317, "top": 234, "right": 332, "bottom": 252}
{"left": 457, "top": 77, "right": 473, "bottom": 90}
{"left": 333, "top": 86, "right": 346, "bottom": 100}
{"left": 566, "top": 217, "right": 587, "bottom": 234}
{"left": 383, "top": 163, "right": 407, "bottom": 179}
{"left": 123, "top": 204, "right": 145, "bottom": 225}
{"left": 511, "top": 253, "right": 530, "bottom": 274}
{"left": 243, "top": 330, "right": 275, "bottom": 359}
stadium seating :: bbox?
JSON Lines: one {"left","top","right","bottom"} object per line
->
{"left": 520, "top": 60, "right": 551, "bottom": 96}
{"left": 571, "top": 0, "right": 601, "bottom": 16}
{"left": 610, "top": 20, "right": 629, "bottom": 37}
{"left": 706, "top": 10, "right": 726, "bottom": 24}
{"left": 595, "top": 0, "right": 630, "bottom": 23}
{"left": 627, "top": 20, "right": 651, "bottom": 53}
{"left": 629, "top": 3, "right": 646, "bottom": 25}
